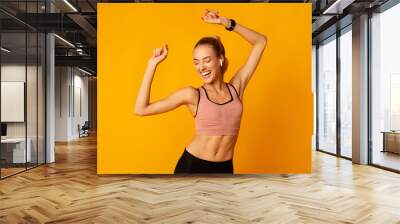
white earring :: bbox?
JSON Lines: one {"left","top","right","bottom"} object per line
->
{"left": 220, "top": 60, "right": 223, "bottom": 67}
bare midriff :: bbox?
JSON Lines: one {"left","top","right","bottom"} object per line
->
{"left": 186, "top": 135, "right": 238, "bottom": 162}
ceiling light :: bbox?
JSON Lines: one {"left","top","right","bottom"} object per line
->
{"left": 77, "top": 67, "right": 93, "bottom": 76}
{"left": 1, "top": 47, "right": 11, "bottom": 53}
{"left": 63, "top": 0, "right": 78, "bottom": 12}
{"left": 54, "top": 34, "right": 75, "bottom": 48}
{"left": 322, "top": 0, "right": 355, "bottom": 15}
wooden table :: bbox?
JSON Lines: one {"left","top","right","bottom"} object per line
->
{"left": 1, "top": 138, "right": 32, "bottom": 164}
{"left": 381, "top": 131, "right": 400, "bottom": 154}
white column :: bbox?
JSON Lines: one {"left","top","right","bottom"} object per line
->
{"left": 352, "top": 14, "right": 369, "bottom": 164}
{"left": 46, "top": 33, "right": 55, "bottom": 163}
{"left": 45, "top": 1, "right": 55, "bottom": 163}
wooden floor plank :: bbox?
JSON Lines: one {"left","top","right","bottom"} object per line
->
{"left": 1, "top": 134, "right": 400, "bottom": 223}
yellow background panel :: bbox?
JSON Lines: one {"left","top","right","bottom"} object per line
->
{"left": 98, "top": 3, "right": 313, "bottom": 174}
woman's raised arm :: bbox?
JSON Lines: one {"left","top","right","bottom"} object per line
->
{"left": 134, "top": 44, "right": 197, "bottom": 116}
{"left": 202, "top": 10, "right": 267, "bottom": 99}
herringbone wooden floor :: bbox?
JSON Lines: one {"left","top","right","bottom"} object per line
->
{"left": 1, "top": 134, "right": 400, "bottom": 224}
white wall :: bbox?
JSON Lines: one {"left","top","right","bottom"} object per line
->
{"left": 72, "top": 72, "right": 89, "bottom": 138}
{"left": 55, "top": 66, "right": 70, "bottom": 141}
{"left": 1, "top": 63, "right": 46, "bottom": 164}
{"left": 55, "top": 67, "right": 89, "bottom": 141}
{"left": 1, "top": 65, "right": 37, "bottom": 137}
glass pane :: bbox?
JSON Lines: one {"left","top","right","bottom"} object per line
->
{"left": 27, "top": 0, "right": 40, "bottom": 170}
{"left": 27, "top": 31, "right": 38, "bottom": 169}
{"left": 371, "top": 3, "right": 400, "bottom": 171}
{"left": 318, "top": 36, "right": 337, "bottom": 154}
{"left": 1, "top": 31, "right": 27, "bottom": 177}
{"left": 38, "top": 32, "right": 45, "bottom": 165}
{"left": 340, "top": 28, "right": 352, "bottom": 158}
{"left": 312, "top": 45, "right": 317, "bottom": 151}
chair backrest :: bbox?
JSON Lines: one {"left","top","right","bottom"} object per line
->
{"left": 82, "top": 121, "right": 90, "bottom": 129}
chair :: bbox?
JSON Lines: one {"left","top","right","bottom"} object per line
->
{"left": 79, "top": 121, "right": 90, "bottom": 138}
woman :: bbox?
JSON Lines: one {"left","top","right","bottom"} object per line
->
{"left": 134, "top": 9, "right": 267, "bottom": 174}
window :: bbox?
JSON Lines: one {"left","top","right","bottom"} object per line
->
{"left": 317, "top": 35, "right": 337, "bottom": 154}
{"left": 371, "top": 2, "right": 400, "bottom": 171}
{"left": 339, "top": 27, "right": 352, "bottom": 158}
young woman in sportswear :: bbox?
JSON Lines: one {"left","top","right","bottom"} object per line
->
{"left": 135, "top": 9, "right": 267, "bottom": 174}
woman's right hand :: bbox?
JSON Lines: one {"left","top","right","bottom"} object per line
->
{"left": 148, "top": 44, "right": 168, "bottom": 66}
{"left": 202, "top": 9, "right": 229, "bottom": 28}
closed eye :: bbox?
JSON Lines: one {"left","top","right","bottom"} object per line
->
{"left": 193, "top": 56, "right": 211, "bottom": 65}
{"left": 202, "top": 56, "right": 211, "bottom": 62}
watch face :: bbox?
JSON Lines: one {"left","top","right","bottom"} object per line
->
{"left": 225, "top": 19, "right": 235, "bottom": 31}
{"left": 231, "top": 19, "right": 236, "bottom": 28}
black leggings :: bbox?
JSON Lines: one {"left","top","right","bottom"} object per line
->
{"left": 174, "top": 149, "right": 233, "bottom": 174}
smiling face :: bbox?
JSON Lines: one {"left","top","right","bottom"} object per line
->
{"left": 193, "top": 44, "right": 223, "bottom": 84}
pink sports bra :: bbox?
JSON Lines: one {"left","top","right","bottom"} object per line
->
{"left": 194, "top": 83, "right": 243, "bottom": 136}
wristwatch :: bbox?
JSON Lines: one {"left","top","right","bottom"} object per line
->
{"left": 225, "top": 19, "right": 236, "bottom": 31}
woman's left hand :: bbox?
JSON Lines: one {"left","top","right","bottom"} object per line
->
{"left": 202, "top": 9, "right": 229, "bottom": 27}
